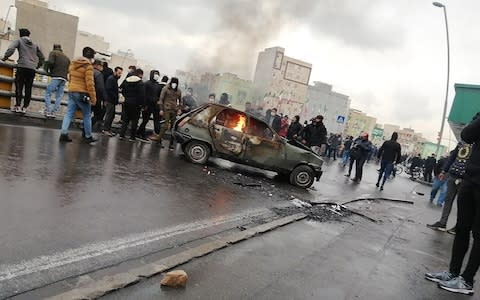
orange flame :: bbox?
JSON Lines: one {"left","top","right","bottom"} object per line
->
{"left": 233, "top": 115, "right": 246, "bottom": 132}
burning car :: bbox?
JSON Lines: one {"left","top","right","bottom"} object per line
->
{"left": 173, "top": 104, "right": 323, "bottom": 188}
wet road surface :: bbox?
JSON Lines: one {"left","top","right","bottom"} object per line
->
{"left": 0, "top": 124, "right": 427, "bottom": 298}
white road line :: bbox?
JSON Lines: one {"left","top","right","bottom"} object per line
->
{"left": 0, "top": 208, "right": 270, "bottom": 282}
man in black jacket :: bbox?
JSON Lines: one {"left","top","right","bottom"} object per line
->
{"left": 286, "top": 115, "right": 302, "bottom": 140}
{"left": 119, "top": 69, "right": 145, "bottom": 141}
{"left": 425, "top": 112, "right": 480, "bottom": 295}
{"left": 102, "top": 67, "right": 123, "bottom": 136}
{"left": 91, "top": 60, "right": 108, "bottom": 129}
{"left": 424, "top": 154, "right": 437, "bottom": 183}
{"left": 376, "top": 132, "right": 402, "bottom": 190}
{"left": 267, "top": 108, "right": 282, "bottom": 133}
{"left": 137, "top": 70, "right": 161, "bottom": 140}
{"left": 302, "top": 115, "right": 327, "bottom": 156}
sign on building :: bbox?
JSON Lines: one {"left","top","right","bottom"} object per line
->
{"left": 372, "top": 127, "right": 384, "bottom": 137}
{"left": 336, "top": 115, "right": 345, "bottom": 124}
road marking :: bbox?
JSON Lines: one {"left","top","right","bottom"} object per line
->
{"left": 0, "top": 208, "right": 270, "bottom": 283}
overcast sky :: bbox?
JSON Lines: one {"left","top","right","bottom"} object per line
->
{"left": 2, "top": 0, "right": 479, "bottom": 144}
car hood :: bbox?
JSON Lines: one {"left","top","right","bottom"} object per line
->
{"left": 285, "top": 139, "right": 324, "bottom": 166}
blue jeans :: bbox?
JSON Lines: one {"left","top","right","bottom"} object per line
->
{"left": 44, "top": 78, "right": 66, "bottom": 113}
{"left": 430, "top": 177, "right": 447, "bottom": 202}
{"left": 377, "top": 160, "right": 394, "bottom": 185}
{"left": 61, "top": 92, "right": 92, "bottom": 138}
{"left": 342, "top": 150, "right": 350, "bottom": 164}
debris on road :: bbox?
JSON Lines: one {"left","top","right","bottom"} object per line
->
{"left": 160, "top": 270, "right": 188, "bottom": 288}
{"left": 233, "top": 182, "right": 262, "bottom": 187}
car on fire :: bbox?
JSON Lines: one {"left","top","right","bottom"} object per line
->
{"left": 173, "top": 104, "right": 323, "bottom": 188}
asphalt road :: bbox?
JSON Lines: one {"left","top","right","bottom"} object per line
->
{"left": 0, "top": 124, "right": 432, "bottom": 298}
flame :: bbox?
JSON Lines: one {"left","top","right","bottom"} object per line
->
{"left": 233, "top": 115, "right": 246, "bottom": 132}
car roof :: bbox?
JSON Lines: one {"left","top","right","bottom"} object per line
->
{"left": 206, "top": 103, "right": 264, "bottom": 123}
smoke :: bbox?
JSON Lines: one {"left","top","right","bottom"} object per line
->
{"left": 187, "top": 0, "right": 404, "bottom": 79}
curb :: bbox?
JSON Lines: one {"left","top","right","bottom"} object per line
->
{"left": 48, "top": 213, "right": 306, "bottom": 300}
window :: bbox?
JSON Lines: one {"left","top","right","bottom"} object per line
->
{"left": 215, "top": 109, "right": 247, "bottom": 132}
{"left": 247, "top": 118, "right": 274, "bottom": 140}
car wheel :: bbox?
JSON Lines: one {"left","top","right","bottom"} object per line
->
{"left": 290, "top": 165, "right": 315, "bottom": 188}
{"left": 185, "top": 141, "right": 210, "bottom": 164}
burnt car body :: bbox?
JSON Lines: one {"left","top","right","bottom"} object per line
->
{"left": 173, "top": 104, "right": 323, "bottom": 188}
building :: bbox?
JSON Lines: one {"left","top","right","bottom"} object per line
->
{"left": 212, "top": 73, "right": 253, "bottom": 110}
{"left": 382, "top": 124, "right": 401, "bottom": 141}
{"left": 74, "top": 31, "right": 109, "bottom": 58}
{"left": 253, "top": 46, "right": 312, "bottom": 117}
{"left": 420, "top": 142, "right": 447, "bottom": 158}
{"left": 15, "top": 0, "right": 79, "bottom": 58}
{"left": 448, "top": 83, "right": 480, "bottom": 140}
{"left": 305, "top": 81, "right": 350, "bottom": 134}
{"left": 343, "top": 109, "right": 377, "bottom": 138}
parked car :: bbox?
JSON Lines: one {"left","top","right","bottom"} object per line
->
{"left": 173, "top": 104, "right": 323, "bottom": 188}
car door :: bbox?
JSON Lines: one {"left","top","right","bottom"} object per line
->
{"left": 243, "top": 117, "right": 285, "bottom": 169}
{"left": 209, "top": 108, "right": 247, "bottom": 159}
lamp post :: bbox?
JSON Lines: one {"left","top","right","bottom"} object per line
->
{"left": 432, "top": 1, "right": 450, "bottom": 157}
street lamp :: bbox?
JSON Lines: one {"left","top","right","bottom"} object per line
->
{"left": 432, "top": 1, "right": 450, "bottom": 157}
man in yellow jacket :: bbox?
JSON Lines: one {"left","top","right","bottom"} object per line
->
{"left": 59, "top": 47, "right": 97, "bottom": 143}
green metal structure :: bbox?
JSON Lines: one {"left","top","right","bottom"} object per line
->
{"left": 448, "top": 83, "right": 480, "bottom": 140}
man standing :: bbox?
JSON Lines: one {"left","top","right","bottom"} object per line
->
{"left": 137, "top": 70, "right": 161, "bottom": 140}
{"left": 2, "top": 28, "right": 45, "bottom": 113}
{"left": 219, "top": 92, "right": 230, "bottom": 106}
{"left": 182, "top": 87, "right": 198, "bottom": 113}
{"left": 44, "top": 44, "right": 69, "bottom": 118}
{"left": 302, "top": 115, "right": 327, "bottom": 156}
{"left": 158, "top": 77, "right": 182, "bottom": 149}
{"left": 327, "top": 134, "right": 341, "bottom": 160}
{"left": 429, "top": 154, "right": 449, "bottom": 206}
{"left": 102, "top": 66, "right": 123, "bottom": 136}
{"left": 424, "top": 154, "right": 437, "bottom": 183}
{"left": 427, "top": 141, "right": 472, "bottom": 232}
{"left": 59, "top": 47, "right": 97, "bottom": 143}
{"left": 342, "top": 136, "right": 354, "bottom": 167}
{"left": 119, "top": 69, "right": 145, "bottom": 141}
{"left": 376, "top": 132, "right": 402, "bottom": 191}
{"left": 267, "top": 108, "right": 282, "bottom": 133}
{"left": 91, "top": 60, "right": 107, "bottom": 129}
{"left": 346, "top": 133, "right": 373, "bottom": 183}
{"left": 101, "top": 61, "right": 113, "bottom": 84}
{"left": 425, "top": 113, "right": 480, "bottom": 295}
{"left": 286, "top": 115, "right": 302, "bottom": 141}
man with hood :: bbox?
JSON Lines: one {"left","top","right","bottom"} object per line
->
{"left": 119, "top": 69, "right": 145, "bottom": 141}
{"left": 137, "top": 70, "right": 162, "bottom": 140}
{"left": 44, "top": 44, "right": 70, "bottom": 118}
{"left": 376, "top": 132, "right": 402, "bottom": 190}
{"left": 2, "top": 28, "right": 45, "bottom": 113}
{"left": 158, "top": 77, "right": 182, "bottom": 149}
{"left": 302, "top": 115, "right": 327, "bottom": 156}
{"left": 424, "top": 153, "right": 437, "bottom": 183}
{"left": 219, "top": 92, "right": 230, "bottom": 106}
{"left": 59, "top": 46, "right": 97, "bottom": 143}
{"left": 102, "top": 66, "right": 123, "bottom": 136}
{"left": 346, "top": 132, "right": 373, "bottom": 183}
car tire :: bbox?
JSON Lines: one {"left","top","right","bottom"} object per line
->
{"left": 185, "top": 141, "right": 211, "bottom": 164}
{"left": 290, "top": 165, "right": 315, "bottom": 188}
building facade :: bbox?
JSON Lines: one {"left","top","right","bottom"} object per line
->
{"left": 343, "top": 109, "right": 377, "bottom": 138}
{"left": 305, "top": 81, "right": 350, "bottom": 134}
{"left": 74, "top": 31, "right": 109, "bottom": 58}
{"left": 253, "top": 46, "right": 312, "bottom": 117}
{"left": 15, "top": 0, "right": 79, "bottom": 58}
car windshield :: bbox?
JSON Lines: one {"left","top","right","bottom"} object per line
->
{"left": 246, "top": 117, "right": 275, "bottom": 140}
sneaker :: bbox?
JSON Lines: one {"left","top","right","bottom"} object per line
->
{"left": 83, "top": 136, "right": 97, "bottom": 144}
{"left": 59, "top": 134, "right": 73, "bottom": 143}
{"left": 447, "top": 227, "right": 456, "bottom": 235}
{"left": 118, "top": 135, "right": 126, "bottom": 140}
{"left": 21, "top": 107, "right": 27, "bottom": 114}
{"left": 14, "top": 106, "right": 21, "bottom": 113}
{"left": 380, "top": 185, "right": 384, "bottom": 191}
{"left": 425, "top": 271, "right": 455, "bottom": 283}
{"left": 148, "top": 134, "right": 161, "bottom": 141}
{"left": 376, "top": 182, "right": 380, "bottom": 187}
{"left": 438, "top": 276, "right": 474, "bottom": 295}
{"left": 345, "top": 173, "right": 351, "bottom": 178}
{"left": 427, "top": 222, "right": 447, "bottom": 232}
{"left": 169, "top": 144, "right": 175, "bottom": 150}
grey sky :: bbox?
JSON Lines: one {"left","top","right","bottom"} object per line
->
{"left": 2, "top": 0, "right": 479, "bottom": 143}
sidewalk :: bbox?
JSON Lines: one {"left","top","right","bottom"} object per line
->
{"left": 103, "top": 184, "right": 468, "bottom": 300}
